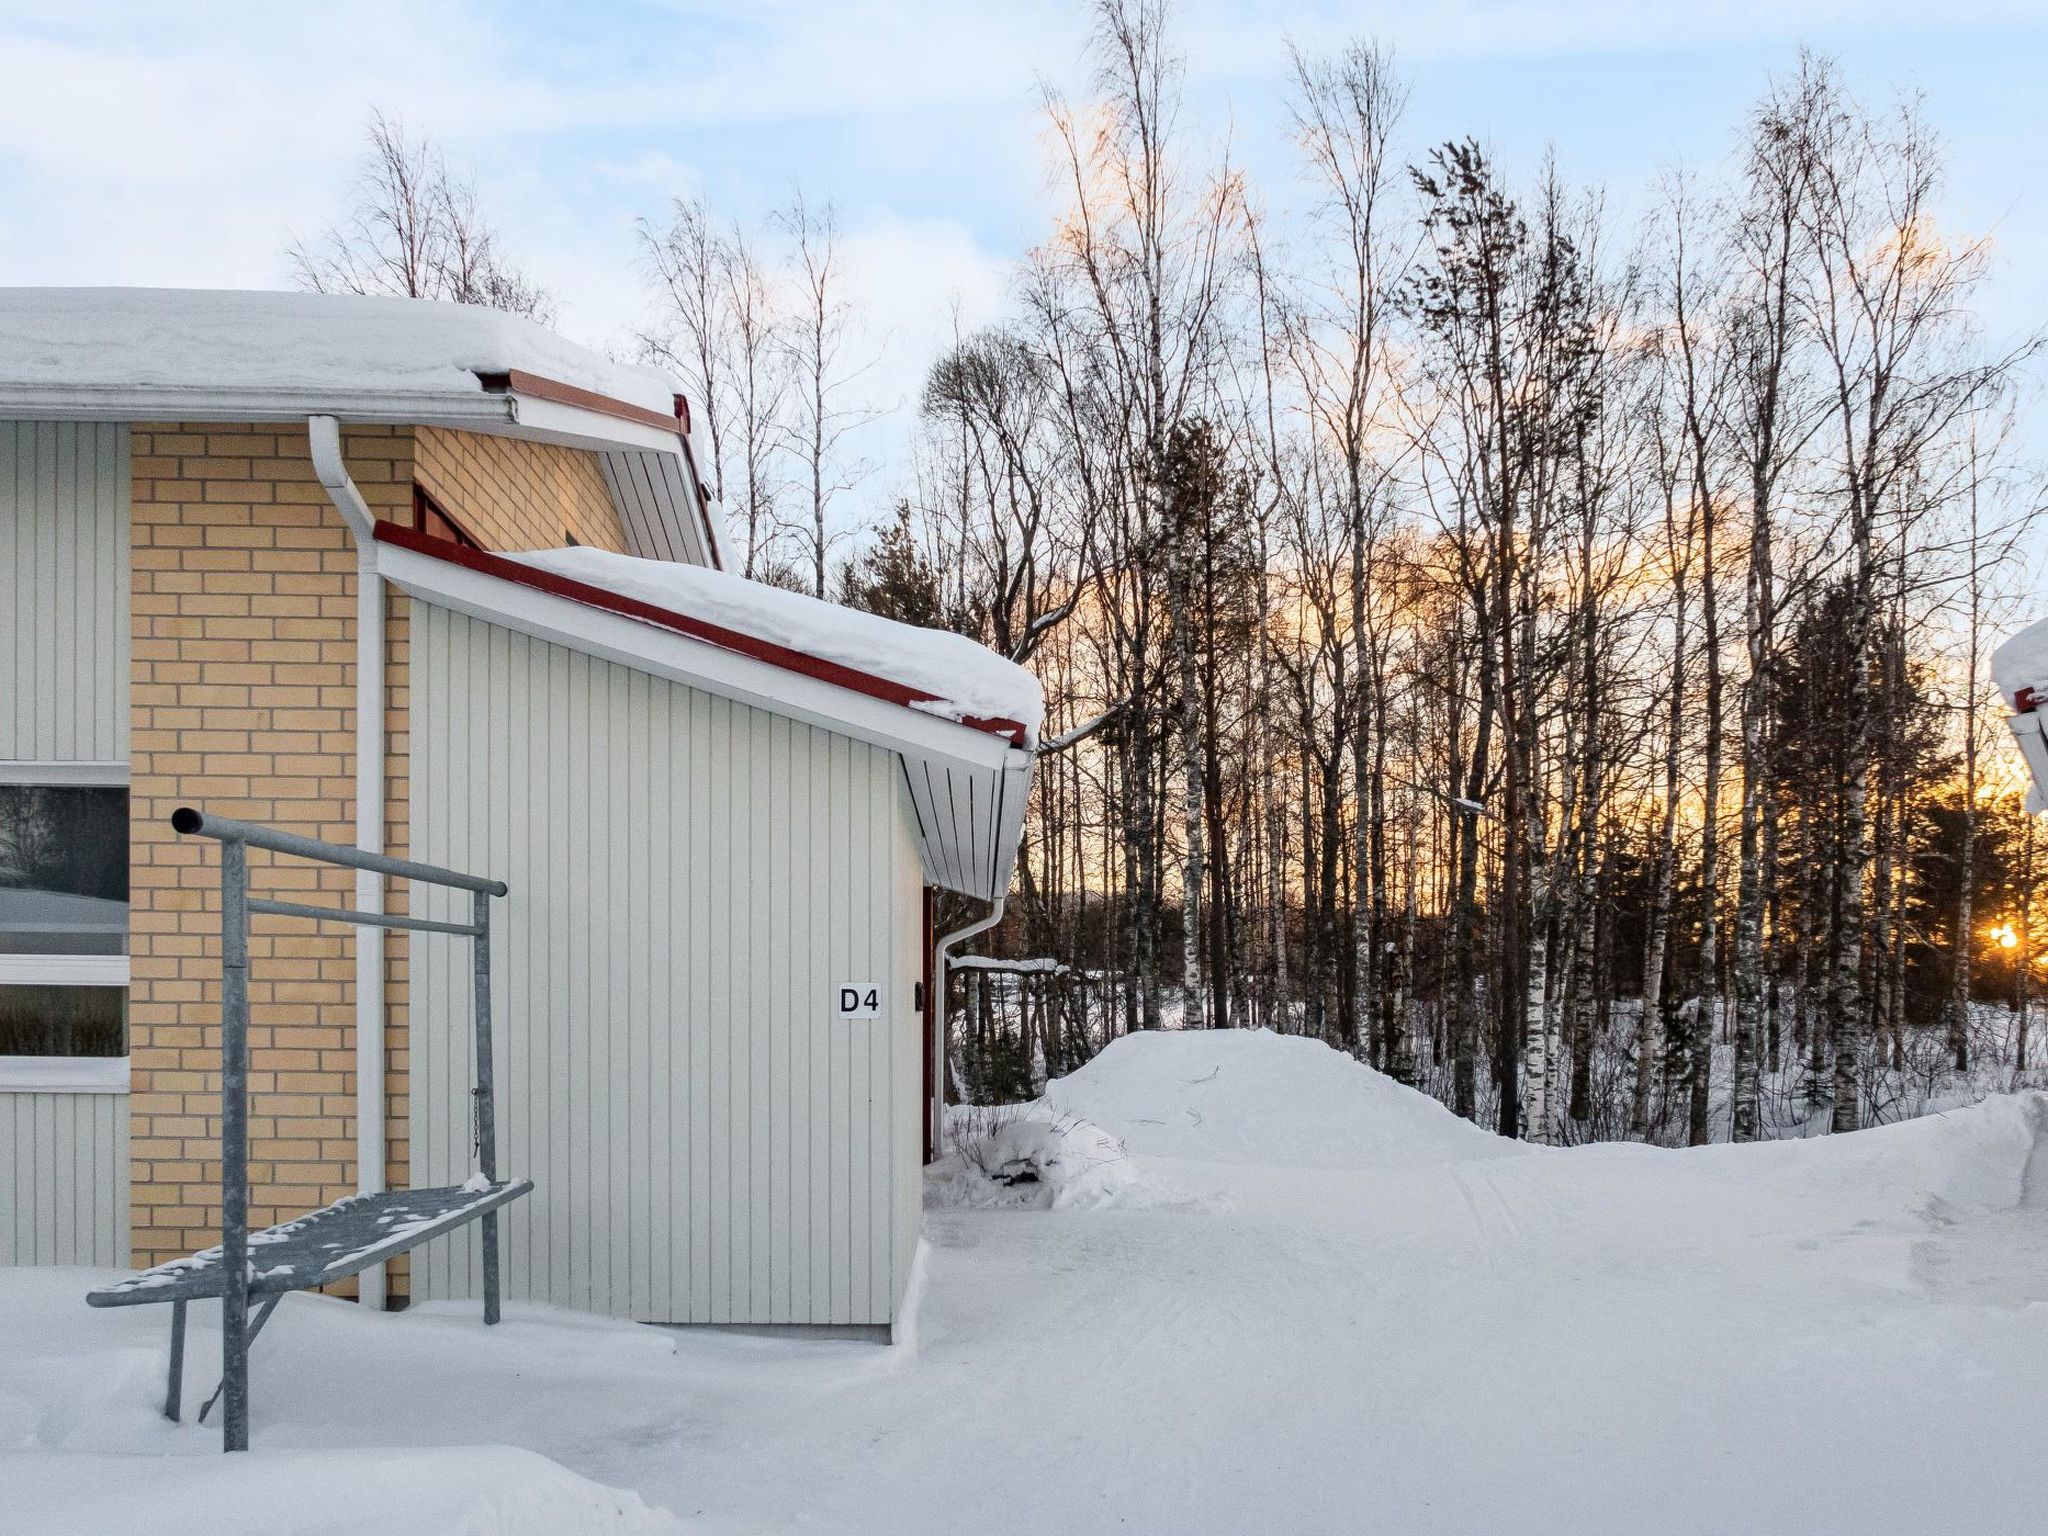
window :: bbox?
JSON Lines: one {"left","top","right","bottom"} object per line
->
{"left": 0, "top": 776, "right": 129, "bottom": 1061}
{"left": 412, "top": 485, "right": 480, "bottom": 550}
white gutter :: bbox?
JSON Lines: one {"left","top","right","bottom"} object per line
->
{"left": 930, "top": 897, "right": 1006, "bottom": 1157}
{"left": 308, "top": 415, "right": 388, "bottom": 1312}
{"left": 0, "top": 387, "right": 519, "bottom": 426}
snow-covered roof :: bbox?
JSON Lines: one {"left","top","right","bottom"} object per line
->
{"left": 0, "top": 287, "right": 674, "bottom": 418}
{"left": 0, "top": 286, "right": 728, "bottom": 570}
{"left": 512, "top": 547, "right": 1044, "bottom": 741}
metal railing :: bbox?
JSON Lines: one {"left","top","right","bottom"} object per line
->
{"left": 169, "top": 807, "right": 510, "bottom": 1453}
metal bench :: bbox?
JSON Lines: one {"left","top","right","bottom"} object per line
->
{"left": 86, "top": 808, "right": 527, "bottom": 1451}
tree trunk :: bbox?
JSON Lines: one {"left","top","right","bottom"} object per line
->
{"left": 1831, "top": 569, "right": 1873, "bottom": 1135}
{"left": 1950, "top": 450, "right": 1981, "bottom": 1073}
{"left": 1637, "top": 569, "right": 1687, "bottom": 1139}
{"left": 1692, "top": 502, "right": 1722, "bottom": 1148}
{"left": 1451, "top": 615, "right": 1495, "bottom": 1123}
{"left": 2018, "top": 818, "right": 2034, "bottom": 1073}
{"left": 1731, "top": 484, "right": 1773, "bottom": 1139}
{"left": 1171, "top": 526, "right": 1205, "bottom": 1029}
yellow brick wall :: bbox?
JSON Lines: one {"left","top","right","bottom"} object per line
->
{"left": 412, "top": 425, "right": 627, "bottom": 553}
{"left": 126, "top": 421, "right": 623, "bottom": 1298}
{"left": 127, "top": 423, "right": 416, "bottom": 1293}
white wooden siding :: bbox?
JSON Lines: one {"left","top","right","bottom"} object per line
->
{"left": 0, "top": 419, "right": 131, "bottom": 1271}
{"left": 0, "top": 1091, "right": 130, "bottom": 1266}
{"left": 0, "top": 421, "right": 130, "bottom": 762}
{"left": 409, "top": 602, "right": 924, "bottom": 1325}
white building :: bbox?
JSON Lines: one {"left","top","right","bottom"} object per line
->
{"left": 0, "top": 288, "right": 1038, "bottom": 1332}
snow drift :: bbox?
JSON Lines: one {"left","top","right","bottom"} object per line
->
{"left": 1679, "top": 1083, "right": 2048, "bottom": 1222}
{"left": 512, "top": 546, "right": 1046, "bottom": 740}
{"left": 5, "top": 1445, "right": 686, "bottom": 1536}
{"left": 1046, "top": 1027, "right": 1523, "bottom": 1170}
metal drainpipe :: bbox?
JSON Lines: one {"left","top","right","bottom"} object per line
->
{"left": 308, "top": 416, "right": 387, "bottom": 1311}
{"left": 930, "top": 896, "right": 1005, "bottom": 1156}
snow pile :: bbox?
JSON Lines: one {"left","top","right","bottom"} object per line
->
{"left": 512, "top": 546, "right": 1045, "bottom": 740}
{"left": 932, "top": 1028, "right": 1521, "bottom": 1204}
{"left": 6, "top": 1445, "right": 687, "bottom": 1536}
{"left": 928, "top": 1104, "right": 1137, "bottom": 1209}
{"left": 0, "top": 288, "right": 680, "bottom": 418}
{"left": 1047, "top": 1027, "right": 1522, "bottom": 1170}
{"left": 1686, "top": 1086, "right": 2048, "bottom": 1222}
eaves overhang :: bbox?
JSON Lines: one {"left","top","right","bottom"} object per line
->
{"left": 374, "top": 526, "right": 1033, "bottom": 899}
{"left": 0, "top": 374, "right": 726, "bottom": 571}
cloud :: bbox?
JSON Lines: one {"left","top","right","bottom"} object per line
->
{"left": 837, "top": 212, "right": 1014, "bottom": 409}
{"left": 0, "top": 0, "right": 2036, "bottom": 522}
{"left": 1177, "top": 0, "right": 2046, "bottom": 68}
{"left": 765, "top": 209, "right": 1015, "bottom": 529}
{"left": 586, "top": 151, "right": 704, "bottom": 191}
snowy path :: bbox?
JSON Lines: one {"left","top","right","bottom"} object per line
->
{"left": 6, "top": 1029, "right": 2046, "bottom": 1534}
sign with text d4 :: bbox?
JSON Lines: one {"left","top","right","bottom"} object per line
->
{"left": 836, "top": 982, "right": 883, "bottom": 1019}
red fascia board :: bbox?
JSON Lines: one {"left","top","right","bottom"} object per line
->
{"left": 474, "top": 368, "right": 681, "bottom": 435}
{"left": 374, "top": 522, "right": 1030, "bottom": 747}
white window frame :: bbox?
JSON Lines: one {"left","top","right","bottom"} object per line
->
{"left": 0, "top": 760, "right": 130, "bottom": 1093}
{"left": 0, "top": 760, "right": 128, "bottom": 787}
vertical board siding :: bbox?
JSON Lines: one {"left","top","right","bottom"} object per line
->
{"left": 410, "top": 604, "right": 924, "bottom": 1325}
{"left": 0, "top": 1092, "right": 131, "bottom": 1267}
{"left": 0, "top": 421, "right": 130, "bottom": 762}
{"left": 0, "top": 420, "right": 131, "bottom": 1268}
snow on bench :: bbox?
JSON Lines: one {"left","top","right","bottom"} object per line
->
{"left": 87, "top": 1181, "right": 533, "bottom": 1308}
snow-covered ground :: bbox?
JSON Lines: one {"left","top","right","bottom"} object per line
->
{"left": 7, "top": 1028, "right": 2046, "bottom": 1534}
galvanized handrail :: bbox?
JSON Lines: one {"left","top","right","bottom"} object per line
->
{"left": 170, "top": 806, "right": 509, "bottom": 1452}
{"left": 170, "top": 806, "right": 507, "bottom": 895}
{"left": 246, "top": 895, "right": 483, "bottom": 938}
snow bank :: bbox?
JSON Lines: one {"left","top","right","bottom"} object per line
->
{"left": 512, "top": 546, "right": 1045, "bottom": 740}
{"left": 1683, "top": 1087, "right": 2048, "bottom": 1221}
{"left": 1047, "top": 1028, "right": 1522, "bottom": 1170}
{"left": 6, "top": 1445, "right": 687, "bottom": 1536}
{"left": 928, "top": 1104, "right": 1138, "bottom": 1209}
{"left": 0, "top": 288, "right": 680, "bottom": 418}
{"left": 0, "top": 1272, "right": 692, "bottom": 1535}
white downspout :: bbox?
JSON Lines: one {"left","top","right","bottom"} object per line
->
{"left": 308, "top": 416, "right": 388, "bottom": 1311}
{"left": 930, "top": 896, "right": 1005, "bottom": 1157}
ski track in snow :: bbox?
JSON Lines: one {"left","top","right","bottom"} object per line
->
{"left": 5, "top": 1028, "right": 2046, "bottom": 1535}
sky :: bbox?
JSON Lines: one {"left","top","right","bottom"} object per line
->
{"left": 0, "top": 0, "right": 2042, "bottom": 530}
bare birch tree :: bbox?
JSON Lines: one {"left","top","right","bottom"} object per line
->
{"left": 779, "top": 194, "right": 875, "bottom": 598}
{"left": 289, "top": 109, "right": 552, "bottom": 321}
